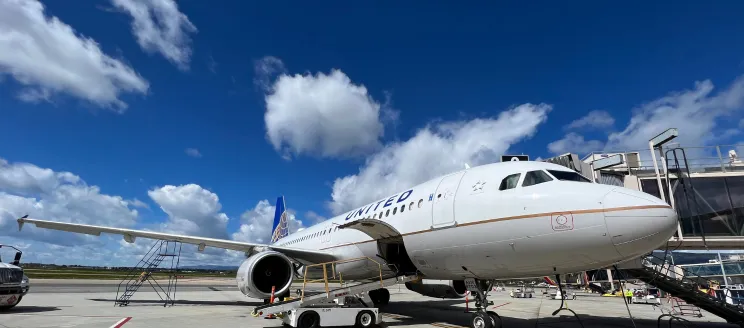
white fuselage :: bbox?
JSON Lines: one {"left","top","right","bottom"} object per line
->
{"left": 273, "top": 161, "right": 678, "bottom": 281}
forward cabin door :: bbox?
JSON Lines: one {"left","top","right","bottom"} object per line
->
{"left": 431, "top": 171, "right": 467, "bottom": 229}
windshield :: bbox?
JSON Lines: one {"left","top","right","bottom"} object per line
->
{"left": 546, "top": 170, "right": 592, "bottom": 183}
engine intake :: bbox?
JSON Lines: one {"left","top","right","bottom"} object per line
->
{"left": 404, "top": 279, "right": 467, "bottom": 299}
{"left": 236, "top": 251, "right": 294, "bottom": 299}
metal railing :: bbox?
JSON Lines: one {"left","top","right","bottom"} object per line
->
{"left": 300, "top": 256, "right": 384, "bottom": 301}
{"left": 583, "top": 144, "right": 744, "bottom": 175}
{"left": 639, "top": 253, "right": 744, "bottom": 313}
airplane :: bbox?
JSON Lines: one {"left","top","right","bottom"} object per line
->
{"left": 16, "top": 160, "right": 678, "bottom": 328}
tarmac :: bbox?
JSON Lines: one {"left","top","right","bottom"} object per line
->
{"left": 1, "top": 279, "right": 740, "bottom": 328}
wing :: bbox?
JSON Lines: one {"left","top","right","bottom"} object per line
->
{"left": 17, "top": 217, "right": 336, "bottom": 264}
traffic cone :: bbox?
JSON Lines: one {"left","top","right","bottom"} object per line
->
{"left": 264, "top": 286, "right": 276, "bottom": 319}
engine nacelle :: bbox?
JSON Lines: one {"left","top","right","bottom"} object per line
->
{"left": 404, "top": 279, "right": 468, "bottom": 299}
{"left": 236, "top": 251, "right": 294, "bottom": 299}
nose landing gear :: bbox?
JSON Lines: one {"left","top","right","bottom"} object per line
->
{"left": 464, "top": 278, "right": 502, "bottom": 328}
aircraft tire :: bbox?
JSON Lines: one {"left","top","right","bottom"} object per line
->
{"left": 486, "top": 311, "right": 501, "bottom": 328}
{"left": 470, "top": 312, "right": 492, "bottom": 328}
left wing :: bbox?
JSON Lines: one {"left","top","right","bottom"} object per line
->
{"left": 17, "top": 217, "right": 336, "bottom": 264}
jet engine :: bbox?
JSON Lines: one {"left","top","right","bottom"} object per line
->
{"left": 236, "top": 251, "right": 294, "bottom": 300}
{"left": 404, "top": 279, "right": 468, "bottom": 299}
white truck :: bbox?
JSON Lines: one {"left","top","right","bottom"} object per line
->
{"left": 0, "top": 245, "right": 30, "bottom": 310}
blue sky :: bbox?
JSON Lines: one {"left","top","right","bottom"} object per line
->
{"left": 1, "top": 0, "right": 744, "bottom": 265}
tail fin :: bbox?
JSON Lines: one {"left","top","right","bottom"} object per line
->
{"left": 270, "top": 196, "right": 289, "bottom": 244}
{"left": 543, "top": 276, "right": 558, "bottom": 286}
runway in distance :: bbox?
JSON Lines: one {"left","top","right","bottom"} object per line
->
{"left": 17, "top": 160, "right": 678, "bottom": 317}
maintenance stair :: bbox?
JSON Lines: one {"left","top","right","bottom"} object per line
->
{"left": 624, "top": 253, "right": 744, "bottom": 327}
{"left": 252, "top": 257, "right": 419, "bottom": 317}
{"left": 115, "top": 240, "right": 182, "bottom": 307}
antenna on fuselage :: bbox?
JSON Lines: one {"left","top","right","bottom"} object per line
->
{"left": 464, "top": 163, "right": 471, "bottom": 169}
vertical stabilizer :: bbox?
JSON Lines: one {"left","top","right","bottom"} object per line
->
{"left": 270, "top": 196, "right": 289, "bottom": 244}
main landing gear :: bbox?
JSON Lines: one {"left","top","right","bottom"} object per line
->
{"left": 464, "top": 278, "right": 502, "bottom": 328}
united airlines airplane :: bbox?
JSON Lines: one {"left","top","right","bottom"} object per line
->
{"left": 17, "top": 161, "right": 677, "bottom": 324}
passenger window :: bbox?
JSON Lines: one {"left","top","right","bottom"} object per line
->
{"left": 499, "top": 173, "right": 521, "bottom": 190}
{"left": 522, "top": 170, "right": 553, "bottom": 187}
{"left": 386, "top": 209, "right": 390, "bottom": 217}
{"left": 401, "top": 204, "right": 406, "bottom": 212}
{"left": 418, "top": 199, "right": 423, "bottom": 208}
{"left": 547, "top": 170, "right": 591, "bottom": 183}
{"left": 393, "top": 207, "right": 397, "bottom": 215}
{"left": 409, "top": 202, "right": 414, "bottom": 209}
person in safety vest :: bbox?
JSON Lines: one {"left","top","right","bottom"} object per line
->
{"left": 625, "top": 288, "right": 633, "bottom": 303}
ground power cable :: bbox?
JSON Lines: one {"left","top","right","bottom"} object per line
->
{"left": 613, "top": 265, "right": 638, "bottom": 328}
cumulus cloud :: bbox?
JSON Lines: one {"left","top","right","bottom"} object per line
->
{"left": 232, "top": 199, "right": 305, "bottom": 244}
{"left": 148, "top": 184, "right": 229, "bottom": 239}
{"left": 547, "top": 133, "right": 604, "bottom": 155}
{"left": 546, "top": 76, "right": 744, "bottom": 166}
{"left": 328, "top": 103, "right": 552, "bottom": 214}
{"left": 564, "top": 110, "right": 615, "bottom": 130}
{"left": 263, "top": 68, "right": 396, "bottom": 159}
{"left": 0, "top": 0, "right": 149, "bottom": 110}
{"left": 605, "top": 77, "right": 744, "bottom": 150}
{"left": 111, "top": 0, "right": 197, "bottom": 70}
{"left": 0, "top": 157, "right": 139, "bottom": 247}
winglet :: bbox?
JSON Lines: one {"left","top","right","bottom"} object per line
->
{"left": 17, "top": 215, "right": 28, "bottom": 231}
{"left": 270, "top": 196, "right": 289, "bottom": 244}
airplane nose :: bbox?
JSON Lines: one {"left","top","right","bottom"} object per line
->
{"left": 602, "top": 188, "right": 678, "bottom": 258}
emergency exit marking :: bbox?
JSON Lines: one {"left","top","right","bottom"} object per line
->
{"left": 551, "top": 213, "right": 574, "bottom": 231}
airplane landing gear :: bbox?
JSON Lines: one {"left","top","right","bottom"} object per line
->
{"left": 465, "top": 278, "right": 502, "bottom": 328}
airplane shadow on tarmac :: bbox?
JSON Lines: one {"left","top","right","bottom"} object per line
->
{"left": 379, "top": 300, "right": 740, "bottom": 328}
{"left": 87, "top": 298, "right": 263, "bottom": 307}
{"left": 4, "top": 306, "right": 62, "bottom": 314}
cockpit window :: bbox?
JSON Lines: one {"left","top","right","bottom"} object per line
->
{"left": 499, "top": 173, "right": 521, "bottom": 190}
{"left": 522, "top": 170, "right": 553, "bottom": 187}
{"left": 547, "top": 170, "right": 591, "bottom": 183}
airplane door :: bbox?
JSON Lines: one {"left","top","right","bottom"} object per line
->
{"left": 431, "top": 171, "right": 466, "bottom": 229}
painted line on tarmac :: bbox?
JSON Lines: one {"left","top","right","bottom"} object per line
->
{"left": 492, "top": 302, "right": 511, "bottom": 309}
{"left": 109, "top": 317, "right": 132, "bottom": 328}
{"left": 430, "top": 322, "right": 466, "bottom": 328}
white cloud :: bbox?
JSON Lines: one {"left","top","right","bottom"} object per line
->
{"left": 547, "top": 76, "right": 744, "bottom": 163}
{"left": 0, "top": 157, "right": 139, "bottom": 247}
{"left": 147, "top": 184, "right": 229, "bottom": 239}
{"left": 606, "top": 77, "right": 744, "bottom": 151}
{"left": 231, "top": 199, "right": 305, "bottom": 244}
{"left": 254, "top": 56, "right": 286, "bottom": 90}
{"left": 111, "top": 0, "right": 197, "bottom": 70}
{"left": 185, "top": 148, "right": 202, "bottom": 158}
{"left": 0, "top": 0, "right": 149, "bottom": 111}
{"left": 264, "top": 68, "right": 396, "bottom": 159}
{"left": 547, "top": 132, "right": 604, "bottom": 155}
{"left": 564, "top": 110, "right": 615, "bottom": 130}
{"left": 328, "top": 103, "right": 552, "bottom": 214}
